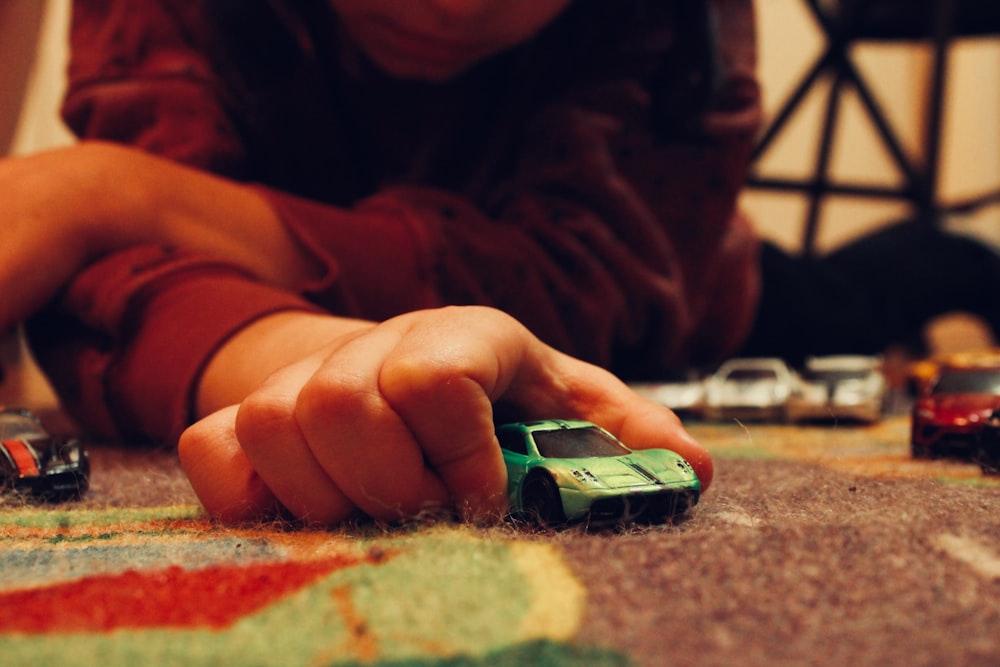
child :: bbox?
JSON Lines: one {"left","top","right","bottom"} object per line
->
{"left": 4, "top": 0, "right": 761, "bottom": 523}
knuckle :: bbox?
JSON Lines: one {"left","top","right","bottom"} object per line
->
{"left": 175, "top": 423, "right": 204, "bottom": 464}
{"left": 379, "top": 357, "right": 489, "bottom": 418}
{"left": 295, "top": 372, "right": 381, "bottom": 426}
{"left": 234, "top": 389, "right": 299, "bottom": 447}
{"left": 381, "top": 353, "right": 461, "bottom": 395}
{"left": 177, "top": 408, "right": 234, "bottom": 466}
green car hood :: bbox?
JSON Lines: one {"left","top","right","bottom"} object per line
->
{"left": 540, "top": 452, "right": 697, "bottom": 490}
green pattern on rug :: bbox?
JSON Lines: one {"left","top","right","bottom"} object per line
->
{"left": 0, "top": 507, "right": 623, "bottom": 666}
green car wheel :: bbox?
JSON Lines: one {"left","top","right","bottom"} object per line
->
{"left": 521, "top": 472, "right": 565, "bottom": 526}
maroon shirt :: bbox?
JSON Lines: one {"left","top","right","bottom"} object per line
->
{"left": 32, "top": 0, "right": 762, "bottom": 442}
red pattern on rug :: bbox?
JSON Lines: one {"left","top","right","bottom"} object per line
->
{"left": 0, "top": 553, "right": 383, "bottom": 633}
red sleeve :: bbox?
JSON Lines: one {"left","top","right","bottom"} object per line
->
{"left": 61, "top": 0, "right": 247, "bottom": 174}
{"left": 26, "top": 246, "right": 323, "bottom": 443}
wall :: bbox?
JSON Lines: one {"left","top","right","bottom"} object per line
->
{"left": 0, "top": 0, "right": 46, "bottom": 154}
{"left": 1, "top": 0, "right": 73, "bottom": 157}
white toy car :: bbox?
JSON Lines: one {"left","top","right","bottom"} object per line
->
{"left": 790, "top": 355, "right": 886, "bottom": 423}
{"left": 702, "top": 358, "right": 807, "bottom": 422}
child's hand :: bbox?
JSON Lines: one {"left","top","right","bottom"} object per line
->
{"left": 178, "top": 306, "right": 712, "bottom": 525}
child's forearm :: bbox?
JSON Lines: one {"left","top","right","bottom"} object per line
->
{"left": 1, "top": 141, "right": 320, "bottom": 330}
{"left": 128, "top": 146, "right": 325, "bottom": 289}
{"left": 78, "top": 141, "right": 322, "bottom": 288}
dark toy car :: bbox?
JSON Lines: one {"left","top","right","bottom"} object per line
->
{"left": 0, "top": 407, "right": 90, "bottom": 500}
{"left": 497, "top": 419, "right": 700, "bottom": 526}
{"left": 976, "top": 408, "right": 1000, "bottom": 474}
{"left": 911, "top": 364, "right": 1000, "bottom": 460}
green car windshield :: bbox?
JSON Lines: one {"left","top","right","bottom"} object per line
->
{"left": 532, "top": 427, "right": 631, "bottom": 459}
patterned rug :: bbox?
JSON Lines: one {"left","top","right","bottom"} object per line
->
{"left": 0, "top": 506, "right": 617, "bottom": 666}
{"left": 3, "top": 415, "right": 1000, "bottom": 666}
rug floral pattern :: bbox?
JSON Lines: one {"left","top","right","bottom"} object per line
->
{"left": 0, "top": 507, "right": 625, "bottom": 666}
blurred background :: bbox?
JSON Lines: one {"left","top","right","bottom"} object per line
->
{"left": 1, "top": 0, "right": 999, "bottom": 406}
{"left": 0, "top": 0, "right": 73, "bottom": 157}
{"left": 742, "top": 0, "right": 1000, "bottom": 356}
{"left": 743, "top": 0, "right": 999, "bottom": 254}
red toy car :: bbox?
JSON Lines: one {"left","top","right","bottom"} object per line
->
{"left": 911, "top": 364, "right": 1000, "bottom": 460}
{"left": 976, "top": 409, "right": 1000, "bottom": 474}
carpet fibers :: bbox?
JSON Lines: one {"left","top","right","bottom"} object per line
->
{"left": 3, "top": 416, "right": 1000, "bottom": 666}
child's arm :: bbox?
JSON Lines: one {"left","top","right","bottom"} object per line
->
{"left": 0, "top": 141, "right": 319, "bottom": 333}
{"left": 178, "top": 306, "right": 713, "bottom": 525}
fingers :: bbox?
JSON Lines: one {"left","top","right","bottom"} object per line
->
{"left": 234, "top": 355, "right": 360, "bottom": 525}
{"left": 291, "top": 323, "right": 453, "bottom": 520}
{"left": 594, "top": 388, "right": 714, "bottom": 490}
{"left": 182, "top": 366, "right": 364, "bottom": 527}
{"left": 177, "top": 406, "right": 282, "bottom": 524}
{"left": 374, "top": 313, "right": 513, "bottom": 520}
{"left": 374, "top": 370, "right": 508, "bottom": 521}
{"left": 235, "top": 307, "right": 517, "bottom": 522}
{"left": 571, "top": 365, "right": 712, "bottom": 488}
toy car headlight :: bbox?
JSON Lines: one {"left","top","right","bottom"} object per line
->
{"left": 916, "top": 408, "right": 936, "bottom": 420}
{"left": 569, "top": 468, "right": 601, "bottom": 487}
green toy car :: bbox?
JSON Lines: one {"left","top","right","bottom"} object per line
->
{"left": 497, "top": 420, "right": 700, "bottom": 526}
